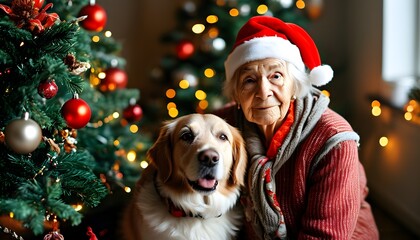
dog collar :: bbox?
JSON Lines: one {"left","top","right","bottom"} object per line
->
{"left": 166, "top": 197, "right": 202, "bottom": 218}
{"left": 165, "top": 194, "right": 222, "bottom": 219}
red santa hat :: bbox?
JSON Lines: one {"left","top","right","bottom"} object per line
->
{"left": 224, "top": 16, "right": 333, "bottom": 87}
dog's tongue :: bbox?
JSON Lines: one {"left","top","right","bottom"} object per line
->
{"left": 198, "top": 178, "right": 216, "bottom": 188}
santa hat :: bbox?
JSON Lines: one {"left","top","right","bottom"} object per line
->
{"left": 224, "top": 16, "right": 333, "bottom": 87}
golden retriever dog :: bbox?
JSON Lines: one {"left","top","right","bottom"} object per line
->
{"left": 122, "top": 113, "right": 247, "bottom": 240}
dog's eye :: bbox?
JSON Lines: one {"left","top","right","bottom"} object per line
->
{"left": 219, "top": 133, "right": 228, "bottom": 141}
{"left": 180, "top": 131, "right": 194, "bottom": 143}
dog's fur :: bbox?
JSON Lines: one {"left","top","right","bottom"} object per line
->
{"left": 122, "top": 113, "right": 247, "bottom": 240}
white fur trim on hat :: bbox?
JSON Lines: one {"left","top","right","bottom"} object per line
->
{"left": 224, "top": 36, "right": 305, "bottom": 82}
{"left": 309, "top": 65, "right": 334, "bottom": 87}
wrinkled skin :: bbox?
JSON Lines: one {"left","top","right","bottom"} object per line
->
{"left": 235, "top": 58, "right": 295, "bottom": 146}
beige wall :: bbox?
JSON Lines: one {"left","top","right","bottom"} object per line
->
{"left": 101, "top": 0, "right": 420, "bottom": 235}
{"left": 344, "top": 0, "right": 420, "bottom": 235}
{"left": 101, "top": 0, "right": 179, "bottom": 101}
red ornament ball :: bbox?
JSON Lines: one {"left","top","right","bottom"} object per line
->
{"left": 38, "top": 79, "right": 58, "bottom": 99}
{"left": 61, "top": 97, "right": 91, "bottom": 129}
{"left": 99, "top": 67, "right": 128, "bottom": 92}
{"left": 78, "top": 4, "right": 107, "bottom": 32}
{"left": 43, "top": 231, "right": 64, "bottom": 240}
{"left": 176, "top": 40, "right": 195, "bottom": 60}
{"left": 123, "top": 104, "right": 143, "bottom": 122}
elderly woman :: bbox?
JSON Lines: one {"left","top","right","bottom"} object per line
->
{"left": 217, "top": 16, "right": 379, "bottom": 239}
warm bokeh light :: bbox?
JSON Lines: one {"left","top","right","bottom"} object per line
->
{"left": 192, "top": 24, "right": 205, "bottom": 34}
{"left": 215, "top": 0, "right": 224, "bottom": 6}
{"left": 179, "top": 79, "right": 190, "bottom": 89}
{"left": 113, "top": 162, "right": 120, "bottom": 171}
{"left": 406, "top": 105, "right": 414, "bottom": 112}
{"left": 92, "top": 35, "right": 100, "bottom": 42}
{"left": 129, "top": 124, "right": 138, "bottom": 133}
{"left": 137, "top": 142, "right": 145, "bottom": 150}
{"left": 195, "top": 90, "right": 207, "bottom": 100}
{"left": 90, "top": 77, "right": 100, "bottom": 85}
{"left": 206, "top": 15, "right": 218, "bottom": 24}
{"left": 371, "top": 100, "right": 381, "bottom": 108}
{"left": 256, "top": 4, "right": 268, "bottom": 14}
{"left": 372, "top": 106, "right": 381, "bottom": 116}
{"left": 229, "top": 8, "right": 239, "bottom": 17}
{"left": 104, "top": 31, "right": 112, "bottom": 37}
{"left": 124, "top": 186, "right": 131, "bottom": 193}
{"left": 98, "top": 72, "right": 106, "bottom": 79}
{"left": 112, "top": 112, "right": 120, "bottom": 118}
{"left": 208, "top": 27, "right": 219, "bottom": 38}
{"left": 113, "top": 139, "right": 120, "bottom": 146}
{"left": 198, "top": 100, "right": 209, "bottom": 110}
{"left": 404, "top": 99, "right": 419, "bottom": 123}
{"left": 167, "top": 102, "right": 176, "bottom": 110}
{"left": 404, "top": 112, "right": 413, "bottom": 121}
{"left": 321, "top": 90, "right": 330, "bottom": 97}
{"left": 9, "top": 212, "right": 14, "bottom": 218}
{"left": 104, "top": 115, "right": 114, "bottom": 123}
{"left": 73, "top": 204, "right": 83, "bottom": 212}
{"left": 107, "top": 83, "right": 116, "bottom": 91}
{"left": 408, "top": 99, "right": 417, "bottom": 105}
{"left": 379, "top": 136, "right": 389, "bottom": 147}
{"left": 127, "top": 150, "right": 136, "bottom": 162}
{"left": 166, "top": 89, "right": 176, "bottom": 98}
{"left": 296, "top": 0, "right": 305, "bottom": 9}
{"left": 140, "top": 160, "right": 149, "bottom": 169}
{"left": 204, "top": 68, "right": 215, "bottom": 78}
{"left": 168, "top": 108, "right": 179, "bottom": 118}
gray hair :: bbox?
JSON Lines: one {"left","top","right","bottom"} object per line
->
{"left": 223, "top": 62, "right": 312, "bottom": 102}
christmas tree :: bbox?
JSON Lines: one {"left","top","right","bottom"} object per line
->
{"left": 150, "top": 0, "right": 321, "bottom": 119}
{"left": 0, "top": 0, "right": 151, "bottom": 239}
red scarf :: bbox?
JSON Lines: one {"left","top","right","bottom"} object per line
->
{"left": 266, "top": 102, "right": 295, "bottom": 159}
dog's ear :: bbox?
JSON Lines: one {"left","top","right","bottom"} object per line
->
{"left": 147, "top": 120, "right": 174, "bottom": 183}
{"left": 229, "top": 125, "right": 247, "bottom": 186}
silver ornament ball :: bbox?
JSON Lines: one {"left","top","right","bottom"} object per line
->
{"left": 5, "top": 113, "right": 42, "bottom": 154}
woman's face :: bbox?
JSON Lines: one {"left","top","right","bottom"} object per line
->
{"left": 236, "top": 58, "right": 295, "bottom": 126}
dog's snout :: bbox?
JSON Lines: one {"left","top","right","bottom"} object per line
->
{"left": 198, "top": 149, "right": 219, "bottom": 166}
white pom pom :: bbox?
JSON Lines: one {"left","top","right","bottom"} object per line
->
{"left": 309, "top": 65, "right": 334, "bottom": 87}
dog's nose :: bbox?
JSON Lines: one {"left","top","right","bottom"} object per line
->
{"left": 198, "top": 149, "right": 219, "bottom": 167}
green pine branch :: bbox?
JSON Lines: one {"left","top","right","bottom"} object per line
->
{"left": 50, "top": 149, "right": 108, "bottom": 207}
{"left": 0, "top": 180, "right": 83, "bottom": 235}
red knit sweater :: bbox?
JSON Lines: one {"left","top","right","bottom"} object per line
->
{"left": 274, "top": 108, "right": 378, "bottom": 239}
{"left": 215, "top": 105, "right": 379, "bottom": 239}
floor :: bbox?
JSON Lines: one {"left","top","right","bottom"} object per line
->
{"left": 371, "top": 202, "right": 419, "bottom": 240}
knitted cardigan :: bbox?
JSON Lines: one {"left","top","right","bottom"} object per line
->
{"left": 215, "top": 89, "right": 379, "bottom": 239}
